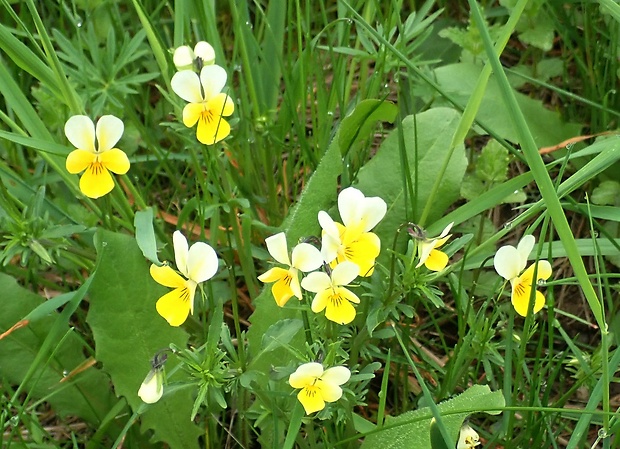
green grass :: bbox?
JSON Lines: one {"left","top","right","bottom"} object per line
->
{"left": 0, "top": 0, "right": 619, "bottom": 448}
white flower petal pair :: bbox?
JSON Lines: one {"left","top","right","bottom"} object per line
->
{"left": 494, "top": 234, "right": 535, "bottom": 281}
{"left": 173, "top": 230, "right": 218, "bottom": 283}
{"left": 65, "top": 115, "right": 124, "bottom": 154}
{"left": 173, "top": 41, "right": 215, "bottom": 70}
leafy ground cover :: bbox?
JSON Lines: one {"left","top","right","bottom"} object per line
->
{"left": 1, "top": 1, "right": 619, "bottom": 448}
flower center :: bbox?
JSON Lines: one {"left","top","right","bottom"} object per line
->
{"left": 179, "top": 286, "right": 191, "bottom": 303}
{"left": 88, "top": 157, "right": 105, "bottom": 175}
{"left": 200, "top": 106, "right": 215, "bottom": 124}
{"left": 303, "top": 384, "right": 320, "bottom": 398}
{"left": 329, "top": 289, "right": 344, "bottom": 307}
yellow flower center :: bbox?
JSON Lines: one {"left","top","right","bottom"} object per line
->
{"left": 329, "top": 289, "right": 345, "bottom": 307}
{"left": 200, "top": 105, "right": 216, "bottom": 125}
{"left": 88, "top": 156, "right": 106, "bottom": 176}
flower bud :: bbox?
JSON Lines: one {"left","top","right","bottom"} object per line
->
{"left": 138, "top": 368, "right": 164, "bottom": 404}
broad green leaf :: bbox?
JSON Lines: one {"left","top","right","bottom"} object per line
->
{"left": 87, "top": 230, "right": 201, "bottom": 449}
{"left": 0, "top": 273, "right": 117, "bottom": 428}
{"left": 360, "top": 385, "right": 504, "bottom": 449}
{"left": 431, "top": 63, "right": 582, "bottom": 148}
{"left": 339, "top": 99, "right": 398, "bottom": 156}
{"left": 356, "top": 108, "right": 467, "bottom": 243}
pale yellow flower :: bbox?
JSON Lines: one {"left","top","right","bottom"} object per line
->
{"left": 493, "top": 235, "right": 552, "bottom": 316}
{"left": 171, "top": 65, "right": 234, "bottom": 145}
{"left": 289, "top": 362, "right": 350, "bottom": 414}
{"left": 65, "top": 115, "right": 129, "bottom": 198}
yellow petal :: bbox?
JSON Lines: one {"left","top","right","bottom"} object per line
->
{"left": 79, "top": 163, "right": 114, "bottom": 198}
{"left": 208, "top": 93, "right": 234, "bottom": 117}
{"left": 66, "top": 149, "right": 95, "bottom": 174}
{"left": 424, "top": 249, "right": 449, "bottom": 272}
{"left": 324, "top": 294, "right": 357, "bottom": 325}
{"left": 196, "top": 112, "right": 230, "bottom": 145}
{"left": 100, "top": 148, "right": 130, "bottom": 174}
{"left": 345, "top": 232, "right": 380, "bottom": 275}
{"left": 183, "top": 102, "right": 203, "bottom": 128}
{"left": 150, "top": 264, "right": 186, "bottom": 288}
{"left": 511, "top": 286, "right": 545, "bottom": 317}
{"left": 156, "top": 287, "right": 192, "bottom": 326}
{"left": 258, "top": 267, "right": 289, "bottom": 283}
{"left": 271, "top": 277, "right": 295, "bottom": 307}
{"left": 297, "top": 386, "right": 326, "bottom": 415}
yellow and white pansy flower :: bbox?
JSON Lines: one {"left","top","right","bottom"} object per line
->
{"left": 173, "top": 41, "right": 216, "bottom": 70}
{"left": 319, "top": 187, "right": 387, "bottom": 276}
{"left": 171, "top": 64, "right": 234, "bottom": 145}
{"left": 301, "top": 261, "right": 360, "bottom": 324}
{"left": 150, "top": 231, "right": 218, "bottom": 326}
{"left": 415, "top": 222, "right": 454, "bottom": 272}
{"left": 493, "top": 234, "right": 552, "bottom": 317}
{"left": 289, "top": 362, "right": 351, "bottom": 415}
{"left": 65, "top": 115, "right": 130, "bottom": 199}
{"left": 457, "top": 423, "right": 481, "bottom": 449}
{"left": 258, "top": 232, "right": 323, "bottom": 307}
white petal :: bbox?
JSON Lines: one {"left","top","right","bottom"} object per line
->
{"left": 95, "top": 115, "right": 124, "bottom": 152}
{"left": 321, "top": 366, "right": 351, "bottom": 386}
{"left": 187, "top": 242, "right": 218, "bottom": 283}
{"left": 171, "top": 70, "right": 204, "bottom": 103}
{"left": 173, "top": 231, "right": 190, "bottom": 277}
{"left": 173, "top": 45, "right": 194, "bottom": 69}
{"left": 289, "top": 362, "right": 323, "bottom": 388}
{"left": 301, "top": 271, "right": 332, "bottom": 293}
{"left": 517, "top": 235, "right": 535, "bottom": 269}
{"left": 194, "top": 41, "right": 215, "bottom": 64}
{"left": 494, "top": 245, "right": 521, "bottom": 280}
{"left": 265, "top": 232, "right": 291, "bottom": 266}
{"left": 291, "top": 243, "right": 323, "bottom": 272}
{"left": 320, "top": 233, "right": 340, "bottom": 264}
{"left": 290, "top": 269, "right": 302, "bottom": 299}
{"left": 359, "top": 196, "right": 388, "bottom": 232}
{"left": 331, "top": 261, "right": 359, "bottom": 286}
{"left": 65, "top": 115, "right": 95, "bottom": 152}
{"left": 318, "top": 211, "right": 340, "bottom": 239}
{"left": 199, "top": 64, "right": 227, "bottom": 100}
{"left": 416, "top": 240, "right": 436, "bottom": 268}
{"left": 438, "top": 222, "right": 454, "bottom": 239}
{"left": 338, "top": 187, "right": 365, "bottom": 226}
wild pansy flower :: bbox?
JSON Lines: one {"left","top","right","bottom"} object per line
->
{"left": 289, "top": 362, "right": 350, "bottom": 415}
{"left": 411, "top": 222, "right": 454, "bottom": 272}
{"left": 173, "top": 41, "right": 215, "bottom": 70}
{"left": 65, "top": 115, "right": 130, "bottom": 198}
{"left": 258, "top": 232, "right": 323, "bottom": 307}
{"left": 150, "top": 231, "right": 218, "bottom": 326}
{"left": 171, "top": 64, "right": 234, "bottom": 145}
{"left": 457, "top": 423, "right": 481, "bottom": 449}
{"left": 493, "top": 234, "right": 552, "bottom": 317}
{"left": 301, "top": 261, "right": 360, "bottom": 324}
{"left": 318, "top": 187, "right": 387, "bottom": 276}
